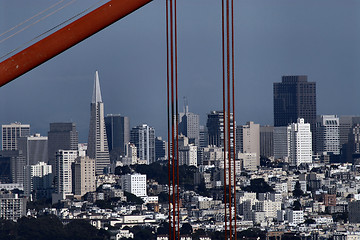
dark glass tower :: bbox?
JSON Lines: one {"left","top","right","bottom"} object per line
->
{"left": 105, "top": 114, "right": 130, "bottom": 157}
{"left": 273, "top": 75, "right": 316, "bottom": 150}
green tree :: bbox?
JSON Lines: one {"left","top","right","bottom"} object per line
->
{"left": 180, "top": 223, "right": 193, "bottom": 235}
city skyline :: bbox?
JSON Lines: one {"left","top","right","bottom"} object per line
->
{"left": 1, "top": 0, "right": 360, "bottom": 142}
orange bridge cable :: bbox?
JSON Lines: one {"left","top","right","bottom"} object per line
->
{"left": 0, "top": 0, "right": 78, "bottom": 45}
{"left": 169, "top": 0, "right": 176, "bottom": 238}
{"left": 221, "top": 0, "right": 228, "bottom": 238}
{"left": 0, "top": 0, "right": 65, "bottom": 39}
{"left": 174, "top": 0, "right": 180, "bottom": 238}
{"left": 226, "top": 0, "right": 233, "bottom": 237}
{"left": 165, "top": 0, "right": 172, "bottom": 238}
{"left": 231, "top": 0, "right": 237, "bottom": 237}
{"left": 0, "top": 0, "right": 153, "bottom": 87}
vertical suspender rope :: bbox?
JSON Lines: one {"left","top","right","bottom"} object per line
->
{"left": 221, "top": 0, "right": 228, "bottom": 238}
{"left": 166, "top": 0, "right": 172, "bottom": 238}
{"left": 174, "top": 0, "right": 181, "bottom": 239}
{"left": 226, "top": 0, "right": 233, "bottom": 237}
{"left": 166, "top": 0, "right": 179, "bottom": 238}
{"left": 231, "top": 0, "right": 238, "bottom": 238}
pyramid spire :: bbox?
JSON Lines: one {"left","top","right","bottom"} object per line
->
{"left": 92, "top": 71, "right": 103, "bottom": 103}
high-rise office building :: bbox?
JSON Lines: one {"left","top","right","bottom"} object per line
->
{"left": 16, "top": 134, "right": 48, "bottom": 184}
{"left": 2, "top": 123, "right": 30, "bottom": 150}
{"left": 17, "top": 134, "right": 48, "bottom": 166}
{"left": 289, "top": 118, "right": 312, "bottom": 166}
{"left": 206, "top": 111, "right": 234, "bottom": 149}
{"left": 179, "top": 103, "right": 200, "bottom": 146}
{"left": 48, "top": 122, "right": 78, "bottom": 169}
{"left": 0, "top": 150, "right": 19, "bottom": 183}
{"left": 236, "top": 122, "right": 260, "bottom": 168}
{"left": 178, "top": 135, "right": 197, "bottom": 167}
{"left": 105, "top": 114, "right": 130, "bottom": 157}
{"left": 260, "top": 125, "right": 274, "bottom": 158}
{"left": 316, "top": 115, "right": 340, "bottom": 155}
{"left": 130, "top": 124, "right": 155, "bottom": 164}
{"left": 273, "top": 76, "right": 316, "bottom": 150}
{"left": 199, "top": 125, "right": 208, "bottom": 148}
{"left": 72, "top": 156, "right": 96, "bottom": 197}
{"left": 87, "top": 71, "right": 110, "bottom": 175}
{"left": 155, "top": 137, "right": 167, "bottom": 161}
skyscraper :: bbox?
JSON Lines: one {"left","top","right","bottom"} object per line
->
{"left": 48, "top": 122, "right": 78, "bottom": 168}
{"left": 87, "top": 71, "right": 110, "bottom": 175}
{"left": 16, "top": 134, "right": 48, "bottom": 184}
{"left": 179, "top": 103, "right": 200, "bottom": 146}
{"left": 130, "top": 124, "right": 155, "bottom": 165}
{"left": 316, "top": 115, "right": 340, "bottom": 155}
{"left": 260, "top": 125, "right": 274, "bottom": 158}
{"left": 105, "top": 114, "right": 130, "bottom": 157}
{"left": 273, "top": 76, "right": 316, "bottom": 150}
{"left": 72, "top": 156, "right": 96, "bottom": 197}
{"left": 206, "top": 111, "right": 234, "bottom": 149}
{"left": 2, "top": 123, "right": 30, "bottom": 150}
{"left": 289, "top": 118, "right": 312, "bottom": 166}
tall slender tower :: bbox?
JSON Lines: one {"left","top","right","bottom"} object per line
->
{"left": 87, "top": 71, "right": 110, "bottom": 174}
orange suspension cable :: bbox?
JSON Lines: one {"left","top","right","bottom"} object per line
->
{"left": 221, "top": 0, "right": 228, "bottom": 239}
{"left": 165, "top": 0, "right": 172, "bottom": 238}
{"left": 174, "top": 0, "right": 180, "bottom": 239}
{"left": 231, "top": 0, "right": 237, "bottom": 237}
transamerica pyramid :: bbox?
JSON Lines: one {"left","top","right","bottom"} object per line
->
{"left": 87, "top": 71, "right": 110, "bottom": 174}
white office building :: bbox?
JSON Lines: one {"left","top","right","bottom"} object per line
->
{"left": 2, "top": 122, "right": 30, "bottom": 150}
{"left": 289, "top": 118, "right": 312, "bottom": 166}
{"left": 316, "top": 115, "right": 340, "bottom": 154}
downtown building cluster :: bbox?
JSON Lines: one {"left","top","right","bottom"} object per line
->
{"left": 2, "top": 74, "right": 360, "bottom": 239}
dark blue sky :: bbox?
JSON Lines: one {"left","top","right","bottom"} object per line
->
{"left": 0, "top": 0, "right": 360, "bottom": 142}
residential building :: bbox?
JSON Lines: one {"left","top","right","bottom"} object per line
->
{"left": 87, "top": 71, "right": 110, "bottom": 174}
{"left": 55, "top": 150, "right": 78, "bottom": 195}
{"left": 72, "top": 156, "right": 96, "bottom": 197}
{"left": 0, "top": 193, "right": 26, "bottom": 221}
{"left": 24, "top": 162, "right": 53, "bottom": 198}
{"left": 121, "top": 173, "right": 147, "bottom": 197}
{"left": 236, "top": 121, "right": 260, "bottom": 167}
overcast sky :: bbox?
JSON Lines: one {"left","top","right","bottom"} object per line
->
{"left": 0, "top": 0, "right": 360, "bottom": 142}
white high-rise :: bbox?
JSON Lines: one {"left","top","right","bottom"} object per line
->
{"left": 316, "top": 115, "right": 340, "bottom": 155}
{"left": 289, "top": 118, "right": 312, "bottom": 166}
{"left": 87, "top": 71, "right": 110, "bottom": 175}
{"left": 236, "top": 121, "right": 260, "bottom": 167}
